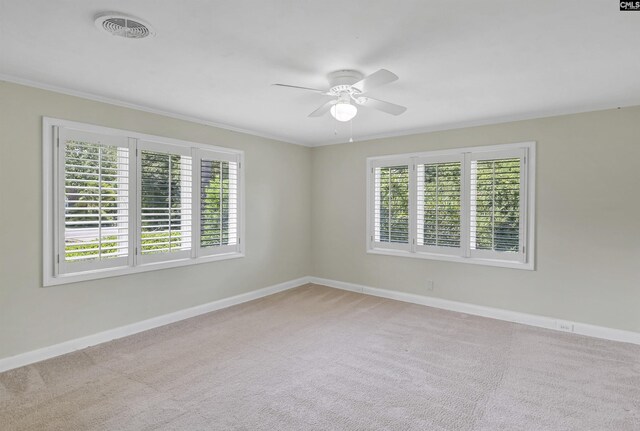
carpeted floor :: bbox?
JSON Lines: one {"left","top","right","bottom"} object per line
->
{"left": 1, "top": 284, "right": 639, "bottom": 430}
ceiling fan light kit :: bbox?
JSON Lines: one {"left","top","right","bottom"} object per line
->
{"left": 330, "top": 92, "right": 358, "bottom": 122}
{"left": 273, "top": 68, "right": 407, "bottom": 123}
{"left": 330, "top": 102, "right": 357, "bottom": 122}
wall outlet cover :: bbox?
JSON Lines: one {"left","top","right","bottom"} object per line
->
{"left": 556, "top": 321, "right": 575, "bottom": 332}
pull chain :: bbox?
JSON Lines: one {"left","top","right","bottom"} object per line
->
{"left": 349, "top": 119, "right": 354, "bottom": 143}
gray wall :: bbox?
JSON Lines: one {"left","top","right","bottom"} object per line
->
{"left": 311, "top": 107, "right": 640, "bottom": 333}
{"left": 2, "top": 80, "right": 639, "bottom": 361}
{"left": 0, "top": 82, "right": 312, "bottom": 358}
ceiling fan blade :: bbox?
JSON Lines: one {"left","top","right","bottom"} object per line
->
{"left": 308, "top": 99, "right": 336, "bottom": 117}
{"left": 355, "top": 96, "right": 407, "bottom": 116}
{"left": 272, "top": 83, "right": 328, "bottom": 94}
{"left": 351, "top": 69, "right": 399, "bottom": 93}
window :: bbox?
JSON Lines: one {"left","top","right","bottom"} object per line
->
{"left": 416, "top": 158, "right": 462, "bottom": 253}
{"left": 367, "top": 142, "right": 535, "bottom": 269}
{"left": 198, "top": 153, "right": 239, "bottom": 255}
{"left": 138, "top": 142, "right": 193, "bottom": 264}
{"left": 44, "top": 118, "right": 244, "bottom": 286}
{"left": 58, "top": 130, "right": 131, "bottom": 274}
{"left": 373, "top": 163, "right": 410, "bottom": 248}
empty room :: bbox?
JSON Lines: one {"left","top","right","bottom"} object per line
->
{"left": 1, "top": 1, "right": 639, "bottom": 430}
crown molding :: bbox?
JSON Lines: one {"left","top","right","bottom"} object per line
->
{"left": 313, "top": 101, "right": 640, "bottom": 147}
{"left": 4, "top": 73, "right": 640, "bottom": 149}
{"left": 0, "top": 73, "right": 311, "bottom": 147}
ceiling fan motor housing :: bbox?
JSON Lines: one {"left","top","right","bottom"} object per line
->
{"left": 327, "top": 70, "right": 363, "bottom": 95}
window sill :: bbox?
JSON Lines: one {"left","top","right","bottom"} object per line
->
{"left": 366, "top": 248, "right": 534, "bottom": 270}
{"left": 43, "top": 252, "right": 245, "bottom": 287}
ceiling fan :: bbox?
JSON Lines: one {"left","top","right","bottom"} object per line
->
{"left": 273, "top": 69, "right": 407, "bottom": 122}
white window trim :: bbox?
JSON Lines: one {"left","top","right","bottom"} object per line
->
{"left": 43, "top": 117, "right": 245, "bottom": 287}
{"left": 366, "top": 141, "right": 536, "bottom": 270}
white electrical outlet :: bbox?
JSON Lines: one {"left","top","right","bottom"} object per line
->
{"left": 426, "top": 280, "right": 434, "bottom": 291}
{"left": 556, "top": 321, "right": 575, "bottom": 332}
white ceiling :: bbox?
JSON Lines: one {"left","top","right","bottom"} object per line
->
{"left": 1, "top": 1, "right": 639, "bottom": 146}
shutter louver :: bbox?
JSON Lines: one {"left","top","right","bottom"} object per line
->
{"left": 62, "top": 137, "right": 129, "bottom": 271}
{"left": 140, "top": 150, "right": 192, "bottom": 256}
{"left": 200, "top": 159, "right": 238, "bottom": 248}
{"left": 374, "top": 165, "right": 409, "bottom": 244}
{"left": 470, "top": 158, "right": 521, "bottom": 253}
{"left": 417, "top": 161, "right": 461, "bottom": 248}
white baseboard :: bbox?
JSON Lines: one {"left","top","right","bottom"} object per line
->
{"left": 3, "top": 274, "right": 638, "bottom": 373}
{"left": 308, "top": 277, "right": 640, "bottom": 346}
{"left": 0, "top": 277, "right": 311, "bottom": 373}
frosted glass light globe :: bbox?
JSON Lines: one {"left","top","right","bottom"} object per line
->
{"left": 330, "top": 102, "right": 357, "bottom": 122}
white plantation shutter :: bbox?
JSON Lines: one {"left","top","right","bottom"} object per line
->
{"left": 367, "top": 143, "right": 533, "bottom": 269}
{"left": 46, "top": 119, "right": 245, "bottom": 285}
{"left": 197, "top": 150, "right": 240, "bottom": 256}
{"left": 470, "top": 149, "right": 526, "bottom": 261}
{"left": 416, "top": 157, "right": 462, "bottom": 254}
{"left": 373, "top": 162, "right": 410, "bottom": 250}
{"left": 138, "top": 142, "right": 192, "bottom": 264}
{"left": 58, "top": 129, "right": 131, "bottom": 274}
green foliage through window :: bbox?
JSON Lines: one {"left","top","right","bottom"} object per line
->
{"left": 375, "top": 166, "right": 409, "bottom": 244}
{"left": 63, "top": 141, "right": 128, "bottom": 261}
{"left": 471, "top": 158, "right": 520, "bottom": 252}
{"left": 418, "top": 162, "right": 461, "bottom": 248}
{"left": 140, "top": 150, "right": 191, "bottom": 254}
{"left": 201, "top": 160, "right": 237, "bottom": 247}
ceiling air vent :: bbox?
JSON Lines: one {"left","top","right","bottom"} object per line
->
{"left": 94, "top": 13, "right": 155, "bottom": 39}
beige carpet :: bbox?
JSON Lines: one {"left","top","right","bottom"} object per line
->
{"left": 1, "top": 284, "right": 639, "bottom": 430}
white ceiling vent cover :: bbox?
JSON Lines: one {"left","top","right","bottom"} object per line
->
{"left": 94, "top": 13, "right": 155, "bottom": 39}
